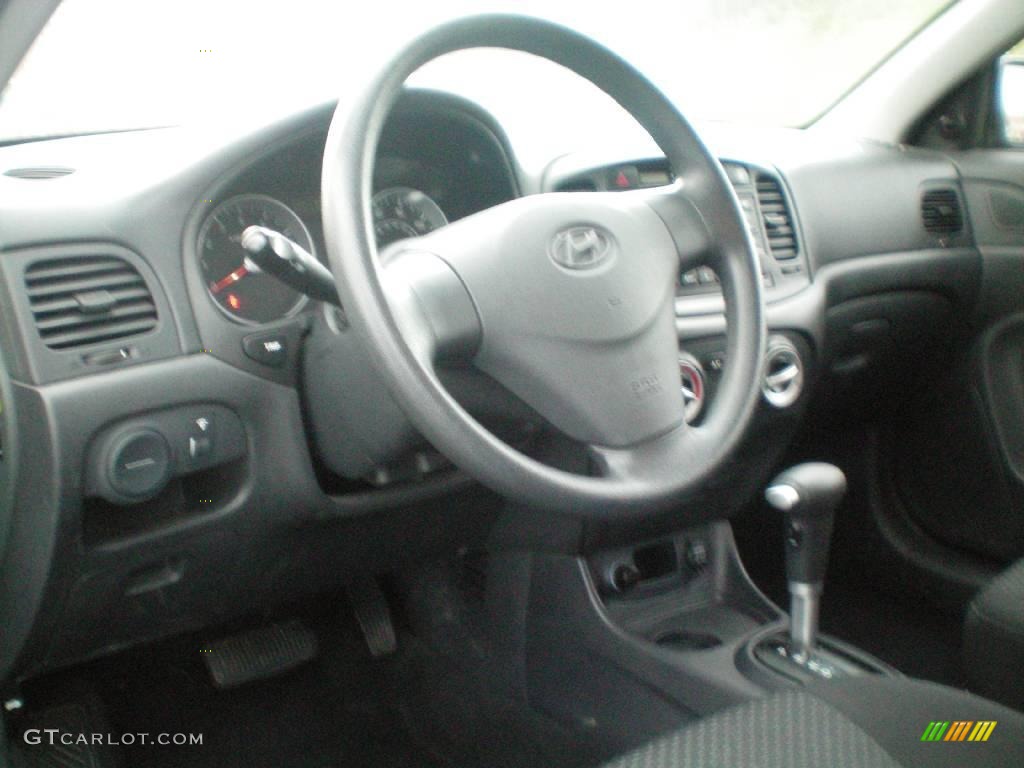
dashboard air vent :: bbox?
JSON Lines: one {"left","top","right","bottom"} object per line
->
{"left": 4, "top": 166, "right": 74, "bottom": 179}
{"left": 921, "top": 188, "right": 963, "bottom": 235}
{"left": 755, "top": 174, "right": 798, "bottom": 260}
{"left": 25, "top": 254, "right": 157, "bottom": 350}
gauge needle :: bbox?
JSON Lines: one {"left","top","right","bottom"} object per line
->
{"left": 209, "top": 265, "right": 248, "bottom": 294}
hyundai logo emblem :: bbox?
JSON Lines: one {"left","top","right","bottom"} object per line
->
{"left": 549, "top": 225, "right": 614, "bottom": 270}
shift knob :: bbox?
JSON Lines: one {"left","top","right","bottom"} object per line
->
{"left": 766, "top": 462, "right": 846, "bottom": 658}
{"left": 766, "top": 462, "right": 846, "bottom": 586}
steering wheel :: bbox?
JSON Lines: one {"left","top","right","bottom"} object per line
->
{"left": 321, "top": 15, "right": 765, "bottom": 516}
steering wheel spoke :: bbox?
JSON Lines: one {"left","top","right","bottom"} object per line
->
{"left": 587, "top": 423, "right": 698, "bottom": 484}
{"left": 380, "top": 248, "right": 481, "bottom": 365}
{"left": 638, "top": 182, "right": 716, "bottom": 273}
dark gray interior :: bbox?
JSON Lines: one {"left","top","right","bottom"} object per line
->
{"left": 1, "top": 6, "right": 1024, "bottom": 768}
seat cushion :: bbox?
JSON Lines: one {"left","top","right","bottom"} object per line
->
{"left": 809, "top": 676, "right": 1023, "bottom": 768}
{"left": 603, "top": 677, "right": 1024, "bottom": 768}
{"left": 604, "top": 687, "right": 899, "bottom": 768}
{"left": 964, "top": 557, "right": 1024, "bottom": 710}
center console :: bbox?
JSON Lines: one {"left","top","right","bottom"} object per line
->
{"left": 509, "top": 464, "right": 895, "bottom": 748}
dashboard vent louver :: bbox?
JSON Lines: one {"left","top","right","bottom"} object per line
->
{"left": 921, "top": 188, "right": 963, "bottom": 235}
{"left": 755, "top": 174, "right": 798, "bottom": 260}
{"left": 24, "top": 254, "right": 157, "bottom": 350}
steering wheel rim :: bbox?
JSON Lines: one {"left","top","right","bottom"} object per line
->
{"left": 321, "top": 14, "right": 765, "bottom": 516}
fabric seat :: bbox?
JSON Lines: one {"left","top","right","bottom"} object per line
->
{"left": 964, "top": 557, "right": 1024, "bottom": 711}
{"left": 603, "top": 676, "right": 1024, "bottom": 768}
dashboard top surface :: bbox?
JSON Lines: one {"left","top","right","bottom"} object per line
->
{"left": 0, "top": 87, "right": 967, "bottom": 388}
{"left": 0, "top": 85, "right": 974, "bottom": 397}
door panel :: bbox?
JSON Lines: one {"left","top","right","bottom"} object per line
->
{"left": 892, "top": 151, "right": 1024, "bottom": 564}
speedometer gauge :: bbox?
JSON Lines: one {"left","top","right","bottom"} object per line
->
{"left": 372, "top": 187, "right": 448, "bottom": 248}
{"left": 198, "top": 194, "right": 314, "bottom": 324}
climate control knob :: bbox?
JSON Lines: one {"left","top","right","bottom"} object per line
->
{"left": 678, "top": 353, "right": 706, "bottom": 424}
{"left": 762, "top": 338, "right": 804, "bottom": 409}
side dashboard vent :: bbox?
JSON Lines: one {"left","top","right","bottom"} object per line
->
{"left": 755, "top": 174, "right": 798, "bottom": 260}
{"left": 921, "top": 188, "right": 963, "bottom": 235}
{"left": 25, "top": 254, "right": 158, "bottom": 350}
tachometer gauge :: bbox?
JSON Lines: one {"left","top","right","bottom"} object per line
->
{"left": 371, "top": 187, "right": 448, "bottom": 248}
{"left": 198, "top": 194, "right": 314, "bottom": 324}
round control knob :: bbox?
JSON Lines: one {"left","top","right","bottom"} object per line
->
{"left": 762, "top": 338, "right": 804, "bottom": 409}
{"left": 678, "top": 353, "right": 706, "bottom": 424}
{"left": 102, "top": 427, "right": 172, "bottom": 504}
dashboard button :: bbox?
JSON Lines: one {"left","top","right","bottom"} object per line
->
{"left": 608, "top": 165, "right": 640, "bottom": 189}
{"left": 242, "top": 332, "right": 288, "bottom": 368}
{"left": 697, "top": 267, "right": 718, "bottom": 284}
{"left": 186, "top": 412, "right": 216, "bottom": 467}
{"left": 188, "top": 435, "right": 212, "bottom": 462}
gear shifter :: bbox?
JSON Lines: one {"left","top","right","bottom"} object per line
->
{"left": 765, "top": 462, "right": 846, "bottom": 660}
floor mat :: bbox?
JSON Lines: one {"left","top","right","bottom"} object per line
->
{"left": 390, "top": 636, "right": 604, "bottom": 768}
{"left": 389, "top": 559, "right": 610, "bottom": 768}
{"left": 11, "top": 560, "right": 620, "bottom": 768}
{"left": 17, "top": 606, "right": 438, "bottom": 768}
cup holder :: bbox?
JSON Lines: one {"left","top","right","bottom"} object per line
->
{"left": 655, "top": 630, "right": 723, "bottom": 651}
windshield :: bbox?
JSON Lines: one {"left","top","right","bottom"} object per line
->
{"left": 1, "top": 0, "right": 953, "bottom": 152}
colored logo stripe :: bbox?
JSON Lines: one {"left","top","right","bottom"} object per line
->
{"left": 921, "top": 721, "right": 996, "bottom": 742}
{"left": 969, "top": 722, "right": 997, "bottom": 742}
{"left": 945, "top": 721, "right": 973, "bottom": 741}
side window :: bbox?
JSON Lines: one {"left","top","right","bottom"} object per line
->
{"left": 1000, "top": 39, "right": 1024, "bottom": 145}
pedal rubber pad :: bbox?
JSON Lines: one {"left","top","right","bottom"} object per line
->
{"left": 348, "top": 576, "right": 397, "bottom": 657}
{"left": 203, "top": 619, "right": 317, "bottom": 689}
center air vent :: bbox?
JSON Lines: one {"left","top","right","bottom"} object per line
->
{"left": 755, "top": 174, "right": 798, "bottom": 260}
{"left": 921, "top": 188, "right": 963, "bottom": 235}
{"left": 25, "top": 255, "right": 157, "bottom": 350}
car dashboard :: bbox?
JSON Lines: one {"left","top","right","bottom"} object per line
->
{"left": 0, "top": 86, "right": 981, "bottom": 682}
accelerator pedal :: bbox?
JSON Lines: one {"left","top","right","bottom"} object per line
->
{"left": 202, "top": 619, "right": 317, "bottom": 689}
{"left": 348, "top": 576, "right": 397, "bottom": 657}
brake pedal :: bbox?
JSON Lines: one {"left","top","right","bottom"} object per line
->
{"left": 202, "top": 619, "right": 317, "bottom": 689}
{"left": 348, "top": 576, "right": 397, "bottom": 657}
